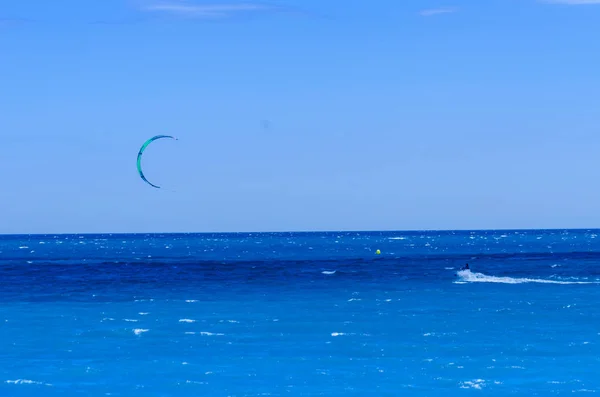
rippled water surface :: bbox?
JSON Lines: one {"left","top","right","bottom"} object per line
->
{"left": 1, "top": 230, "right": 599, "bottom": 396}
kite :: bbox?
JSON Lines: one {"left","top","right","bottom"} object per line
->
{"left": 136, "top": 135, "right": 177, "bottom": 189}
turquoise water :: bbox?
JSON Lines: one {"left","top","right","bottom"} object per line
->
{"left": 1, "top": 230, "right": 599, "bottom": 396}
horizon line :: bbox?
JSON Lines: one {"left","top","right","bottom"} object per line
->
{"left": 0, "top": 227, "right": 599, "bottom": 236}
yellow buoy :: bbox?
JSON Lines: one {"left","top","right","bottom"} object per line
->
{"left": 375, "top": 249, "right": 381, "bottom": 255}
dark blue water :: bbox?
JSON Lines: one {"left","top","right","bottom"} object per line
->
{"left": 1, "top": 230, "right": 599, "bottom": 396}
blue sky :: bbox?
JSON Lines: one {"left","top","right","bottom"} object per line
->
{"left": 1, "top": 0, "right": 600, "bottom": 234}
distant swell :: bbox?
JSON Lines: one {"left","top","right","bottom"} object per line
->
{"left": 455, "top": 270, "right": 600, "bottom": 285}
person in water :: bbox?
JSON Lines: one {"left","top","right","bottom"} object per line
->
{"left": 463, "top": 263, "right": 470, "bottom": 270}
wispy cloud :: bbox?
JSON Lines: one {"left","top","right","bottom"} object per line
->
{"left": 419, "top": 7, "right": 457, "bottom": 17}
{"left": 139, "top": 1, "right": 277, "bottom": 18}
{"left": 0, "top": 18, "right": 30, "bottom": 26}
{"left": 539, "top": 0, "right": 600, "bottom": 4}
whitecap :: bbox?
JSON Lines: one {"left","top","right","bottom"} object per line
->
{"left": 133, "top": 329, "right": 148, "bottom": 335}
{"left": 6, "top": 379, "right": 52, "bottom": 386}
{"left": 322, "top": 270, "right": 336, "bottom": 275}
{"left": 184, "top": 380, "right": 206, "bottom": 385}
{"left": 460, "top": 379, "right": 486, "bottom": 389}
{"left": 179, "top": 319, "right": 195, "bottom": 323}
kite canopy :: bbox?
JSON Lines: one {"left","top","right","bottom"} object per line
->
{"left": 136, "top": 135, "right": 177, "bottom": 189}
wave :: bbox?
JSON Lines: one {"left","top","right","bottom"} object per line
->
{"left": 455, "top": 269, "right": 600, "bottom": 285}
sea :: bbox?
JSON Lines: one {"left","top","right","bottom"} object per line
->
{"left": 1, "top": 229, "right": 599, "bottom": 396}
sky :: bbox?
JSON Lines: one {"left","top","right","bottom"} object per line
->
{"left": 1, "top": 0, "right": 600, "bottom": 234}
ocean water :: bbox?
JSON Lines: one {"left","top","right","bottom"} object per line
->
{"left": 1, "top": 229, "right": 600, "bottom": 396}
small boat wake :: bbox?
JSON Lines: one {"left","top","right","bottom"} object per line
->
{"left": 455, "top": 269, "right": 600, "bottom": 285}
